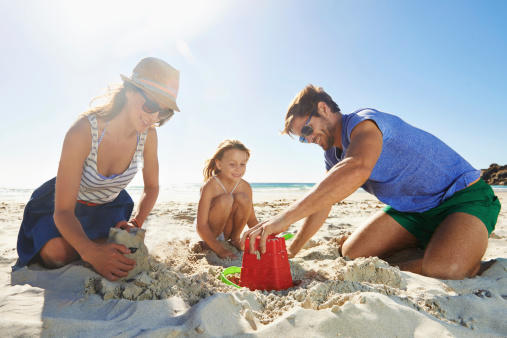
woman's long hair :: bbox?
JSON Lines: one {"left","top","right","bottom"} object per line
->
{"left": 81, "top": 82, "right": 136, "bottom": 120}
{"left": 203, "top": 139, "right": 250, "bottom": 182}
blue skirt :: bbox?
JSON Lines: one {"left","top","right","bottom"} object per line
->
{"left": 16, "top": 177, "right": 134, "bottom": 266}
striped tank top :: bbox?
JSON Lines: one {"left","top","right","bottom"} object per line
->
{"left": 77, "top": 114, "right": 147, "bottom": 204}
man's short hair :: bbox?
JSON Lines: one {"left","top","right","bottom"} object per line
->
{"left": 282, "top": 84, "right": 340, "bottom": 136}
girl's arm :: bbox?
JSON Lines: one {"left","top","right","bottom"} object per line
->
{"left": 245, "top": 182, "right": 258, "bottom": 227}
{"left": 54, "top": 117, "right": 135, "bottom": 281}
{"left": 196, "top": 184, "right": 235, "bottom": 258}
{"left": 127, "top": 127, "right": 159, "bottom": 228}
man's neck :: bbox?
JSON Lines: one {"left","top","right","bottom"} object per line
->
{"left": 333, "top": 113, "right": 343, "bottom": 149}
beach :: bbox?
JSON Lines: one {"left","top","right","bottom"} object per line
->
{"left": 1, "top": 187, "right": 506, "bottom": 337}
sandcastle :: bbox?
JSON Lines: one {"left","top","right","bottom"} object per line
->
{"left": 107, "top": 227, "right": 149, "bottom": 280}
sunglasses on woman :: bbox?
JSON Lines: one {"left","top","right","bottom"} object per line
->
{"left": 137, "top": 88, "right": 174, "bottom": 121}
{"left": 299, "top": 107, "right": 316, "bottom": 143}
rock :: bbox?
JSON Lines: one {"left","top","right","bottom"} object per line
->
{"left": 481, "top": 164, "right": 507, "bottom": 185}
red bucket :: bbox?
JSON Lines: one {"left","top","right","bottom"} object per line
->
{"left": 240, "top": 234, "right": 293, "bottom": 291}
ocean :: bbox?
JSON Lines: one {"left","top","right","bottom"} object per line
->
{"left": 1, "top": 183, "right": 505, "bottom": 203}
{"left": 120, "top": 183, "right": 320, "bottom": 203}
{"left": 0, "top": 183, "right": 317, "bottom": 203}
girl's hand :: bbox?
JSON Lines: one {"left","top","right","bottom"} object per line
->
{"left": 82, "top": 243, "right": 136, "bottom": 281}
{"left": 217, "top": 249, "right": 238, "bottom": 260}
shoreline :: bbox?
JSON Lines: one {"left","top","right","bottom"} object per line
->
{"left": 1, "top": 184, "right": 505, "bottom": 203}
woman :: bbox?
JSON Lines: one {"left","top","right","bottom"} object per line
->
{"left": 17, "top": 57, "right": 180, "bottom": 281}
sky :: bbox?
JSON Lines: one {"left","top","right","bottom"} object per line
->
{"left": 1, "top": 0, "right": 506, "bottom": 189}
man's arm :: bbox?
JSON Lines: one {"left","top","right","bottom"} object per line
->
{"left": 287, "top": 205, "right": 332, "bottom": 258}
{"left": 241, "top": 120, "right": 383, "bottom": 254}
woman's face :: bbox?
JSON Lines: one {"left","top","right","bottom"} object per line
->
{"left": 126, "top": 88, "right": 165, "bottom": 131}
{"left": 215, "top": 149, "right": 248, "bottom": 182}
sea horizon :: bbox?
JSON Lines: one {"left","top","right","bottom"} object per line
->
{"left": 1, "top": 182, "right": 506, "bottom": 203}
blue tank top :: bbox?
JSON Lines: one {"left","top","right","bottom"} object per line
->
{"left": 324, "top": 108, "right": 480, "bottom": 212}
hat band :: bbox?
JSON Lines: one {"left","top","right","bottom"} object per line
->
{"left": 131, "top": 75, "right": 178, "bottom": 101}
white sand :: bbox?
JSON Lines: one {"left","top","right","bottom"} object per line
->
{"left": 1, "top": 191, "right": 506, "bottom": 337}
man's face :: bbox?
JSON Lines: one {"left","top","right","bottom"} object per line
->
{"left": 291, "top": 112, "right": 335, "bottom": 150}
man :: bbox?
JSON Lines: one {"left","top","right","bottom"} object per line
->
{"left": 241, "top": 84, "right": 501, "bottom": 280}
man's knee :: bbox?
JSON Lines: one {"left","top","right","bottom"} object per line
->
{"left": 421, "top": 258, "right": 479, "bottom": 280}
{"left": 340, "top": 238, "right": 362, "bottom": 259}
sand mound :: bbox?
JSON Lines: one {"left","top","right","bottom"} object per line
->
{"left": 82, "top": 237, "right": 507, "bottom": 333}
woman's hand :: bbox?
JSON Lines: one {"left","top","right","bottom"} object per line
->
{"left": 81, "top": 243, "right": 136, "bottom": 281}
{"left": 115, "top": 220, "right": 138, "bottom": 232}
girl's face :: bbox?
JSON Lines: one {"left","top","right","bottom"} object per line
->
{"left": 216, "top": 149, "right": 248, "bottom": 181}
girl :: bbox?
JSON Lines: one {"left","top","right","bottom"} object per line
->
{"left": 16, "top": 57, "right": 180, "bottom": 281}
{"left": 196, "top": 140, "right": 258, "bottom": 259}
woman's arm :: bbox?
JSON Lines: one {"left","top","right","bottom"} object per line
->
{"left": 54, "top": 117, "right": 135, "bottom": 281}
{"left": 128, "top": 127, "right": 159, "bottom": 228}
{"left": 54, "top": 118, "right": 94, "bottom": 254}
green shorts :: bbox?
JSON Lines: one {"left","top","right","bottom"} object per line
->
{"left": 383, "top": 179, "right": 501, "bottom": 248}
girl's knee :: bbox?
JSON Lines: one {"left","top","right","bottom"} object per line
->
{"left": 233, "top": 192, "right": 252, "bottom": 207}
{"left": 212, "top": 194, "right": 234, "bottom": 209}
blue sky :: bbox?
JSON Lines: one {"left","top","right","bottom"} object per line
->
{"left": 1, "top": 0, "right": 506, "bottom": 188}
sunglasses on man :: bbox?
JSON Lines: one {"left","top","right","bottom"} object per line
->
{"left": 137, "top": 88, "right": 174, "bottom": 121}
{"left": 299, "top": 107, "right": 316, "bottom": 143}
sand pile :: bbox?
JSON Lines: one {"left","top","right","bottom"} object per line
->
{"left": 83, "top": 235, "right": 506, "bottom": 333}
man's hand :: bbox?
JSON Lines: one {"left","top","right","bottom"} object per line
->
{"left": 240, "top": 217, "right": 288, "bottom": 255}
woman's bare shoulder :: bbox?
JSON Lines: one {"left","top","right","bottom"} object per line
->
{"left": 58, "top": 115, "right": 93, "bottom": 165}
{"left": 146, "top": 126, "right": 158, "bottom": 141}
{"left": 65, "top": 115, "right": 92, "bottom": 143}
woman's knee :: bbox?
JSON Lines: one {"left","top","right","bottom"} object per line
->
{"left": 39, "top": 238, "right": 79, "bottom": 268}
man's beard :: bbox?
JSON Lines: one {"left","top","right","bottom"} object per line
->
{"left": 320, "top": 118, "right": 335, "bottom": 150}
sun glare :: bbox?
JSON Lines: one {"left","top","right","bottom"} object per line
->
{"left": 54, "top": 0, "right": 235, "bottom": 41}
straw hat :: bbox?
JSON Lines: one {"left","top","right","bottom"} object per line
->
{"left": 121, "top": 57, "right": 180, "bottom": 112}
